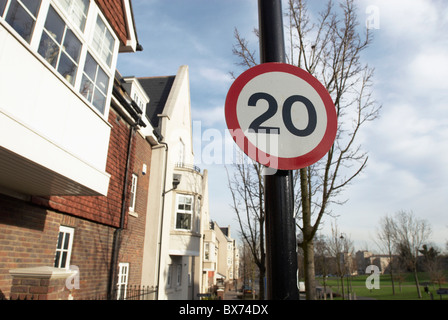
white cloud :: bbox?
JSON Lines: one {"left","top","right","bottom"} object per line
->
{"left": 193, "top": 105, "right": 225, "bottom": 127}
{"left": 198, "top": 67, "right": 233, "bottom": 85}
{"left": 408, "top": 48, "right": 448, "bottom": 92}
{"left": 367, "top": 0, "right": 442, "bottom": 39}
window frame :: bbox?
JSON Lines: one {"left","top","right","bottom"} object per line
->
{"left": 194, "top": 197, "right": 200, "bottom": 233}
{"left": 175, "top": 194, "right": 194, "bottom": 231}
{"left": 54, "top": 225, "right": 75, "bottom": 270}
{"left": 129, "top": 173, "right": 138, "bottom": 212}
{"left": 117, "top": 262, "right": 129, "bottom": 300}
{"left": 166, "top": 264, "right": 173, "bottom": 288}
{"left": 37, "top": 4, "right": 83, "bottom": 86}
{"left": 177, "top": 139, "right": 185, "bottom": 166}
{"left": 3, "top": 0, "right": 42, "bottom": 44}
{"left": 176, "top": 264, "right": 182, "bottom": 287}
{"left": 204, "top": 242, "right": 210, "bottom": 261}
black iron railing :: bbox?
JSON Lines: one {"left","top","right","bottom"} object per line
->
{"left": 175, "top": 162, "right": 201, "bottom": 173}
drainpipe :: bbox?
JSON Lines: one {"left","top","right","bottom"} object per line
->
{"left": 107, "top": 120, "right": 138, "bottom": 300}
{"left": 155, "top": 140, "right": 168, "bottom": 300}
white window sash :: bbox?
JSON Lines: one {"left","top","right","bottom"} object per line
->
{"left": 176, "top": 264, "right": 182, "bottom": 287}
{"left": 129, "top": 173, "right": 138, "bottom": 212}
{"left": 175, "top": 194, "right": 193, "bottom": 231}
{"left": 117, "top": 262, "right": 129, "bottom": 300}
{"left": 54, "top": 226, "right": 75, "bottom": 270}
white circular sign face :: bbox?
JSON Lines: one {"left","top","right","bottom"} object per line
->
{"left": 225, "top": 63, "right": 337, "bottom": 170}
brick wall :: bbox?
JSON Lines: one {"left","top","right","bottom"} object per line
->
{"left": 0, "top": 194, "right": 116, "bottom": 299}
{"left": 118, "top": 133, "right": 152, "bottom": 286}
{"left": 0, "top": 195, "right": 58, "bottom": 299}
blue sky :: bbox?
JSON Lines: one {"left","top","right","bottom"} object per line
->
{"left": 117, "top": 0, "right": 448, "bottom": 252}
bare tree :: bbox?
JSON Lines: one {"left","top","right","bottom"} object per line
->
{"left": 376, "top": 214, "right": 397, "bottom": 295}
{"left": 231, "top": 0, "right": 380, "bottom": 299}
{"left": 239, "top": 242, "right": 259, "bottom": 299}
{"left": 313, "top": 233, "right": 330, "bottom": 299}
{"left": 327, "top": 222, "right": 354, "bottom": 299}
{"left": 226, "top": 160, "right": 266, "bottom": 300}
{"left": 390, "top": 210, "right": 432, "bottom": 299}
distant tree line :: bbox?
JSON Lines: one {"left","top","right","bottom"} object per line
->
{"left": 307, "top": 210, "right": 447, "bottom": 299}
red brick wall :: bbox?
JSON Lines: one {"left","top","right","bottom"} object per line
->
{"left": 0, "top": 195, "right": 115, "bottom": 299}
{"left": 0, "top": 195, "right": 58, "bottom": 299}
{"left": 118, "top": 133, "right": 152, "bottom": 285}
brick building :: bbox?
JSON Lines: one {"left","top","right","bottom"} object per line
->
{"left": 0, "top": 0, "right": 157, "bottom": 300}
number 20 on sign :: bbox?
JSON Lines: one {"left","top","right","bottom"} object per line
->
{"left": 225, "top": 63, "right": 337, "bottom": 170}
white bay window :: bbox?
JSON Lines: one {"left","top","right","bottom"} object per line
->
{"left": 0, "top": 0, "right": 118, "bottom": 115}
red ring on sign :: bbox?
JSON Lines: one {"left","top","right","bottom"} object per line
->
{"left": 225, "top": 63, "right": 337, "bottom": 170}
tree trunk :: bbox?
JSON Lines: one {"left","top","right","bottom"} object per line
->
{"left": 299, "top": 168, "right": 317, "bottom": 300}
{"left": 413, "top": 267, "right": 422, "bottom": 299}
{"left": 302, "top": 239, "right": 316, "bottom": 300}
{"left": 389, "top": 255, "right": 395, "bottom": 295}
{"left": 258, "top": 267, "right": 265, "bottom": 300}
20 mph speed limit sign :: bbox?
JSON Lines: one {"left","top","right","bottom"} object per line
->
{"left": 225, "top": 63, "right": 337, "bottom": 170}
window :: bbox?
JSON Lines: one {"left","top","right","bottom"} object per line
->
{"left": 79, "top": 51, "right": 109, "bottom": 113}
{"left": 177, "top": 139, "right": 185, "bottom": 165}
{"left": 194, "top": 198, "right": 200, "bottom": 233}
{"left": 167, "top": 264, "right": 173, "bottom": 288}
{"left": 92, "top": 15, "right": 114, "bottom": 66}
{"left": 55, "top": 0, "right": 89, "bottom": 31}
{"left": 117, "top": 262, "right": 129, "bottom": 300}
{"left": 0, "top": 0, "right": 7, "bottom": 16}
{"left": 204, "top": 243, "right": 210, "bottom": 261}
{"left": 176, "top": 264, "right": 182, "bottom": 287}
{"left": 129, "top": 173, "right": 137, "bottom": 212}
{"left": 38, "top": 5, "right": 81, "bottom": 85}
{"left": 4, "top": 0, "right": 42, "bottom": 43}
{"left": 54, "top": 226, "right": 74, "bottom": 269}
{"left": 175, "top": 194, "right": 193, "bottom": 230}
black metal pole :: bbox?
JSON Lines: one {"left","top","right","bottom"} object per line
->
{"left": 258, "top": 0, "right": 299, "bottom": 300}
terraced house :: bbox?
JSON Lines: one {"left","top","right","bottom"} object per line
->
{"left": 0, "top": 0, "right": 223, "bottom": 301}
{"left": 0, "top": 0, "right": 155, "bottom": 300}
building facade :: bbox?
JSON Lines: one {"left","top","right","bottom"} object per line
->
{"left": 201, "top": 221, "right": 239, "bottom": 295}
{"left": 137, "top": 65, "right": 209, "bottom": 300}
{"left": 0, "top": 0, "right": 154, "bottom": 300}
{"left": 0, "top": 1, "right": 234, "bottom": 300}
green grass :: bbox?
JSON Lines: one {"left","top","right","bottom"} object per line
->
{"left": 317, "top": 273, "right": 448, "bottom": 300}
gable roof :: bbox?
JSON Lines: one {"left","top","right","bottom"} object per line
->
{"left": 138, "top": 76, "right": 176, "bottom": 128}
